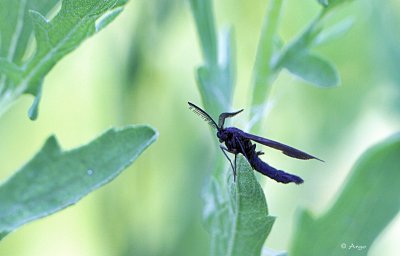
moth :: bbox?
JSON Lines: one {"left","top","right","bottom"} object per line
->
{"left": 188, "top": 102, "right": 322, "bottom": 184}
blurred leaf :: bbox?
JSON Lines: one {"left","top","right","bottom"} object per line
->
{"left": 189, "top": 0, "right": 218, "bottom": 66}
{"left": 283, "top": 52, "right": 339, "bottom": 87}
{"left": 273, "top": 13, "right": 322, "bottom": 70}
{"left": 250, "top": 0, "right": 283, "bottom": 131}
{"left": 153, "top": 0, "right": 180, "bottom": 24}
{"left": 290, "top": 133, "right": 400, "bottom": 256}
{"left": 196, "top": 28, "right": 235, "bottom": 117}
{"left": 250, "top": 0, "right": 354, "bottom": 130}
{"left": 272, "top": 0, "right": 357, "bottom": 89}
{"left": 121, "top": 0, "right": 179, "bottom": 91}
{"left": 370, "top": 1, "right": 400, "bottom": 88}
{"left": 312, "top": 18, "right": 353, "bottom": 47}
{"left": 0, "top": 0, "right": 128, "bottom": 120}
{"left": 0, "top": 58, "right": 23, "bottom": 81}
{"left": 251, "top": 0, "right": 283, "bottom": 102}
{"left": 190, "top": 0, "right": 235, "bottom": 117}
{"left": 95, "top": 6, "right": 124, "bottom": 32}
{"left": 318, "top": 0, "right": 329, "bottom": 7}
{"left": 218, "top": 28, "right": 236, "bottom": 105}
{"left": 204, "top": 155, "right": 275, "bottom": 256}
{"left": 0, "top": 125, "right": 158, "bottom": 240}
{"left": 0, "top": 0, "right": 59, "bottom": 65}
{"left": 317, "top": 0, "right": 354, "bottom": 9}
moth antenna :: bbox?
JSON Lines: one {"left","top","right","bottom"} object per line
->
{"left": 218, "top": 109, "right": 243, "bottom": 128}
{"left": 188, "top": 102, "right": 219, "bottom": 130}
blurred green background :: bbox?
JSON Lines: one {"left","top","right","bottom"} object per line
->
{"left": 0, "top": 0, "right": 399, "bottom": 255}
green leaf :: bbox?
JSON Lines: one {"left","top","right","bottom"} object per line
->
{"left": 0, "top": 125, "right": 158, "bottom": 240}
{"left": 251, "top": 0, "right": 283, "bottom": 107}
{"left": 273, "top": 7, "right": 350, "bottom": 89}
{"left": 0, "top": 58, "right": 23, "bottom": 80}
{"left": 204, "top": 155, "right": 275, "bottom": 256}
{"left": 188, "top": 0, "right": 218, "bottom": 66}
{"left": 283, "top": 52, "right": 339, "bottom": 87}
{"left": 0, "top": 0, "right": 128, "bottom": 119}
{"left": 95, "top": 6, "right": 124, "bottom": 32}
{"left": 218, "top": 28, "right": 236, "bottom": 106}
{"left": 290, "top": 133, "right": 400, "bottom": 256}
{"left": 0, "top": 0, "right": 59, "bottom": 65}
{"left": 318, "top": 0, "right": 329, "bottom": 7}
{"left": 189, "top": 0, "right": 236, "bottom": 117}
{"left": 317, "top": 0, "right": 354, "bottom": 9}
{"left": 250, "top": 0, "right": 283, "bottom": 132}
{"left": 196, "top": 28, "right": 235, "bottom": 117}
{"left": 312, "top": 18, "right": 353, "bottom": 47}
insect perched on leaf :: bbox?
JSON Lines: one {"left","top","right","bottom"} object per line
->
{"left": 188, "top": 102, "right": 322, "bottom": 184}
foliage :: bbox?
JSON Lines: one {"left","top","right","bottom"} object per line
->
{"left": 250, "top": 0, "right": 355, "bottom": 129}
{"left": 290, "top": 133, "right": 400, "bottom": 256}
{"left": 0, "top": 0, "right": 398, "bottom": 255}
{"left": 188, "top": 0, "right": 368, "bottom": 255}
{"left": 0, "top": 125, "right": 157, "bottom": 240}
{"left": 203, "top": 155, "right": 275, "bottom": 256}
{"left": 0, "top": 0, "right": 128, "bottom": 120}
{"left": 0, "top": 0, "right": 159, "bottom": 242}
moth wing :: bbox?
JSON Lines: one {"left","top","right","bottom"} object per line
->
{"left": 241, "top": 131, "right": 323, "bottom": 161}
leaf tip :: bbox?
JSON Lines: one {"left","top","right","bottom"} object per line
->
{"left": 27, "top": 97, "right": 40, "bottom": 120}
{"left": 0, "top": 231, "right": 9, "bottom": 241}
{"left": 297, "top": 209, "right": 316, "bottom": 226}
{"left": 27, "top": 82, "right": 43, "bottom": 120}
{"left": 43, "top": 135, "right": 62, "bottom": 155}
{"left": 318, "top": 0, "right": 330, "bottom": 7}
{"left": 95, "top": 7, "right": 124, "bottom": 32}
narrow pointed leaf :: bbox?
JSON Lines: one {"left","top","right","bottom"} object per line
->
{"left": 312, "top": 18, "right": 353, "bottom": 47}
{"left": 0, "top": 125, "right": 158, "bottom": 240}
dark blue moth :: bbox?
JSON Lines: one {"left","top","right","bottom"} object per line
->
{"left": 188, "top": 102, "right": 322, "bottom": 184}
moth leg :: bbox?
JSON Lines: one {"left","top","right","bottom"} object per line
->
{"left": 249, "top": 144, "right": 263, "bottom": 155}
{"left": 235, "top": 137, "right": 250, "bottom": 161}
{"left": 245, "top": 143, "right": 264, "bottom": 156}
{"left": 234, "top": 154, "right": 237, "bottom": 182}
{"left": 220, "top": 145, "right": 236, "bottom": 180}
{"left": 233, "top": 138, "right": 257, "bottom": 179}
